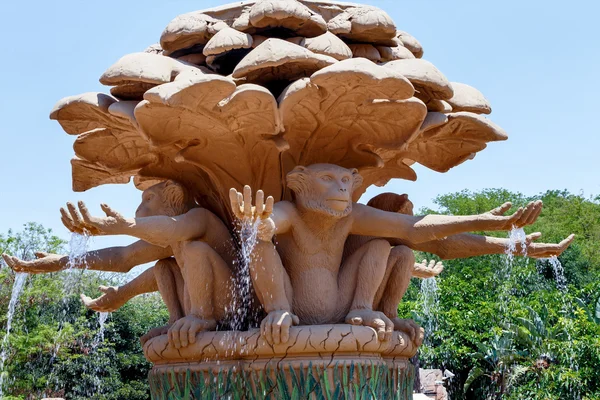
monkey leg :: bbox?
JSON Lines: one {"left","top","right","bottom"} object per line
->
{"left": 167, "top": 241, "right": 234, "bottom": 349}
{"left": 250, "top": 241, "right": 297, "bottom": 345}
{"left": 81, "top": 263, "right": 159, "bottom": 312}
{"left": 154, "top": 257, "right": 186, "bottom": 324}
{"left": 139, "top": 258, "right": 190, "bottom": 347}
{"left": 337, "top": 239, "right": 394, "bottom": 341}
{"left": 373, "top": 245, "right": 423, "bottom": 345}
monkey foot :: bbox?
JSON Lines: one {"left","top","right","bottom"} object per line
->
{"left": 345, "top": 309, "right": 393, "bottom": 342}
{"left": 168, "top": 316, "right": 217, "bottom": 349}
{"left": 260, "top": 310, "right": 300, "bottom": 345}
{"left": 392, "top": 318, "right": 424, "bottom": 346}
{"left": 141, "top": 325, "right": 171, "bottom": 346}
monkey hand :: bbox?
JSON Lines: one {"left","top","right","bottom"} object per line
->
{"left": 2, "top": 252, "right": 66, "bottom": 274}
{"left": 525, "top": 233, "right": 575, "bottom": 258}
{"left": 168, "top": 315, "right": 217, "bottom": 349}
{"left": 61, "top": 201, "right": 132, "bottom": 236}
{"left": 413, "top": 259, "right": 444, "bottom": 279}
{"left": 80, "top": 286, "right": 127, "bottom": 313}
{"left": 229, "top": 185, "right": 276, "bottom": 241}
{"left": 483, "top": 200, "right": 543, "bottom": 230}
{"left": 260, "top": 310, "right": 299, "bottom": 345}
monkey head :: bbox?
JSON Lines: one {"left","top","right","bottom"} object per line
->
{"left": 366, "top": 192, "right": 414, "bottom": 216}
{"left": 286, "top": 164, "right": 363, "bottom": 218}
{"left": 135, "top": 180, "right": 197, "bottom": 218}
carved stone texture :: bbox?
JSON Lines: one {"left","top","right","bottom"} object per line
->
{"left": 160, "top": 12, "right": 226, "bottom": 54}
{"left": 240, "top": 0, "right": 328, "bottom": 37}
{"left": 232, "top": 38, "right": 337, "bottom": 83}
{"left": 447, "top": 82, "right": 492, "bottom": 114}
{"left": 52, "top": 0, "right": 509, "bottom": 227}
{"left": 397, "top": 30, "right": 424, "bottom": 58}
{"left": 144, "top": 324, "right": 418, "bottom": 364}
{"left": 328, "top": 6, "right": 397, "bottom": 45}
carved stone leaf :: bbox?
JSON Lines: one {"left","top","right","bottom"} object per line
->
{"left": 396, "top": 30, "right": 423, "bottom": 58}
{"left": 327, "top": 6, "right": 397, "bottom": 45}
{"left": 384, "top": 59, "right": 454, "bottom": 100}
{"left": 246, "top": 0, "right": 327, "bottom": 37}
{"left": 50, "top": 93, "right": 129, "bottom": 135}
{"left": 404, "top": 112, "right": 508, "bottom": 172}
{"left": 160, "top": 12, "right": 225, "bottom": 54}
{"left": 73, "top": 128, "right": 154, "bottom": 170}
{"left": 135, "top": 72, "right": 285, "bottom": 209}
{"left": 279, "top": 58, "right": 427, "bottom": 174}
{"left": 447, "top": 82, "right": 492, "bottom": 114}
{"left": 71, "top": 157, "right": 132, "bottom": 192}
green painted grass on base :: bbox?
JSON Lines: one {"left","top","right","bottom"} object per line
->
{"left": 149, "top": 362, "right": 414, "bottom": 400}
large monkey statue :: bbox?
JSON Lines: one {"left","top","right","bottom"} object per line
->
{"left": 343, "top": 192, "right": 574, "bottom": 344}
{"left": 229, "top": 163, "right": 548, "bottom": 345}
{"left": 3, "top": 181, "right": 237, "bottom": 349}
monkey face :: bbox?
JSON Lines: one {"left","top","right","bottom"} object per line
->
{"left": 312, "top": 169, "right": 354, "bottom": 213}
{"left": 135, "top": 186, "right": 165, "bottom": 218}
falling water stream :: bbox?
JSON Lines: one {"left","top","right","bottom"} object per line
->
{"left": 0, "top": 272, "right": 27, "bottom": 397}
{"left": 229, "top": 219, "right": 260, "bottom": 331}
{"left": 419, "top": 277, "right": 439, "bottom": 345}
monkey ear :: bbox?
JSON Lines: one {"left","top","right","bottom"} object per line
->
{"left": 351, "top": 168, "right": 364, "bottom": 192}
{"left": 286, "top": 165, "right": 309, "bottom": 193}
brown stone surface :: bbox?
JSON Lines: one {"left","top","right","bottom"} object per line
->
{"left": 144, "top": 324, "right": 418, "bottom": 364}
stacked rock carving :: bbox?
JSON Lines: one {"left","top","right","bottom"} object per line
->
{"left": 51, "top": 0, "right": 503, "bottom": 226}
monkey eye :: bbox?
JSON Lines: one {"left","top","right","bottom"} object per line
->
{"left": 341, "top": 177, "right": 350, "bottom": 183}
{"left": 320, "top": 175, "right": 333, "bottom": 181}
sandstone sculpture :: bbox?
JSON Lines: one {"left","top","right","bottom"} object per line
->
{"left": 1, "top": 0, "right": 575, "bottom": 398}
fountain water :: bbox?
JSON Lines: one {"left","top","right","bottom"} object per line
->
{"left": 419, "top": 277, "right": 439, "bottom": 345}
{"left": 229, "top": 219, "right": 260, "bottom": 331}
{"left": 0, "top": 272, "right": 27, "bottom": 397}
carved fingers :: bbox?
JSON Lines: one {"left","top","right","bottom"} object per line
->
{"left": 346, "top": 309, "right": 393, "bottom": 342}
{"left": 60, "top": 201, "right": 129, "bottom": 235}
{"left": 490, "top": 200, "right": 543, "bottom": 230}
{"left": 140, "top": 325, "right": 170, "bottom": 347}
{"left": 528, "top": 234, "right": 575, "bottom": 258}
{"left": 414, "top": 259, "right": 444, "bottom": 278}
{"left": 229, "top": 186, "right": 275, "bottom": 220}
{"left": 167, "top": 315, "right": 216, "bottom": 349}
{"left": 489, "top": 202, "right": 512, "bottom": 216}
{"left": 2, "top": 253, "right": 63, "bottom": 274}
{"left": 80, "top": 286, "right": 123, "bottom": 312}
{"left": 392, "top": 318, "right": 423, "bottom": 346}
{"left": 260, "top": 310, "right": 299, "bottom": 345}
{"left": 230, "top": 186, "right": 276, "bottom": 241}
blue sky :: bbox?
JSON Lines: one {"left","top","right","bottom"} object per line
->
{"left": 0, "top": 0, "right": 598, "bottom": 258}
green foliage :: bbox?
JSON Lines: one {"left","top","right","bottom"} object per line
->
{"left": 406, "top": 189, "right": 600, "bottom": 399}
{"left": 0, "top": 224, "right": 169, "bottom": 400}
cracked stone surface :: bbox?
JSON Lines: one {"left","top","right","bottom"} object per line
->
{"left": 143, "top": 324, "right": 418, "bottom": 364}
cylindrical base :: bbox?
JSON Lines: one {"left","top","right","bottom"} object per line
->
{"left": 149, "top": 358, "right": 414, "bottom": 399}
{"left": 144, "top": 325, "right": 420, "bottom": 399}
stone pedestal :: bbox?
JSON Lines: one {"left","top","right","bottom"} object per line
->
{"left": 144, "top": 324, "right": 418, "bottom": 399}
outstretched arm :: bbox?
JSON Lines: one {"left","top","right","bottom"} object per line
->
{"left": 2, "top": 240, "right": 172, "bottom": 274}
{"left": 401, "top": 232, "right": 574, "bottom": 260}
{"left": 351, "top": 201, "right": 543, "bottom": 244}
{"left": 63, "top": 201, "right": 211, "bottom": 247}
